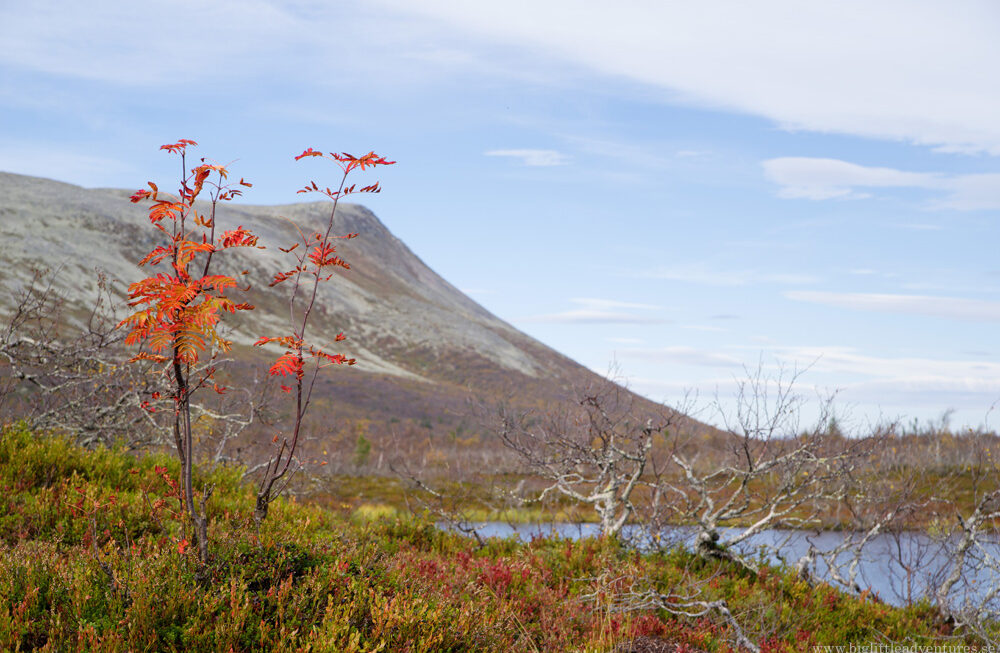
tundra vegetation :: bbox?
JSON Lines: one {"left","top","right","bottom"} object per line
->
{"left": 1, "top": 141, "right": 999, "bottom": 650}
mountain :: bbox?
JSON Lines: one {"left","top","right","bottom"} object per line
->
{"left": 0, "top": 171, "right": 695, "bottom": 467}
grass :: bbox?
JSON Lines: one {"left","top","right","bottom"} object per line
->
{"left": 0, "top": 423, "right": 971, "bottom": 651}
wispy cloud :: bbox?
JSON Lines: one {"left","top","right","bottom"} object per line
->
{"left": 525, "top": 297, "right": 665, "bottom": 324}
{"left": 379, "top": 1, "right": 1000, "bottom": 155}
{"left": 9, "top": 2, "right": 1000, "bottom": 156}
{"left": 556, "top": 134, "right": 671, "bottom": 170}
{"left": 0, "top": 1, "right": 305, "bottom": 86}
{"left": 894, "top": 223, "right": 943, "bottom": 231}
{"left": 484, "top": 149, "right": 570, "bottom": 167}
{"left": 785, "top": 291, "right": 1000, "bottom": 322}
{"left": 763, "top": 344, "right": 1000, "bottom": 386}
{"left": 0, "top": 143, "right": 132, "bottom": 187}
{"left": 763, "top": 157, "right": 1000, "bottom": 210}
{"left": 674, "top": 149, "right": 712, "bottom": 159}
{"left": 679, "top": 324, "right": 728, "bottom": 332}
{"left": 640, "top": 264, "right": 817, "bottom": 286}
{"left": 618, "top": 346, "right": 741, "bottom": 368}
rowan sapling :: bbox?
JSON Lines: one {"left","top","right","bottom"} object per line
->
{"left": 252, "top": 148, "right": 393, "bottom": 526}
{"left": 119, "top": 139, "right": 259, "bottom": 560}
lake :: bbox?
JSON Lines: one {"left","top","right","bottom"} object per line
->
{"left": 441, "top": 521, "right": 1000, "bottom": 610}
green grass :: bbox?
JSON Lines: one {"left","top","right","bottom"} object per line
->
{"left": 0, "top": 423, "right": 968, "bottom": 651}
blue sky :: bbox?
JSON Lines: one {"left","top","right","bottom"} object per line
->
{"left": 3, "top": 0, "right": 1000, "bottom": 431}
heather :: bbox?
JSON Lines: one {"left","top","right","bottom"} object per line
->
{"left": 0, "top": 424, "right": 957, "bottom": 651}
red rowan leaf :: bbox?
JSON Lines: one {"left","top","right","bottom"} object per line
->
{"left": 269, "top": 353, "right": 303, "bottom": 377}
{"left": 335, "top": 332, "right": 346, "bottom": 342}
{"left": 127, "top": 351, "right": 168, "bottom": 363}
{"left": 280, "top": 384, "right": 291, "bottom": 393}
{"left": 295, "top": 148, "right": 322, "bottom": 160}
{"left": 270, "top": 270, "right": 297, "bottom": 286}
{"left": 148, "top": 201, "right": 183, "bottom": 224}
{"left": 219, "top": 227, "right": 259, "bottom": 248}
{"left": 178, "top": 240, "right": 215, "bottom": 264}
{"left": 198, "top": 275, "right": 237, "bottom": 294}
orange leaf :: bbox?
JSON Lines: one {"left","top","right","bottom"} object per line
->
{"left": 295, "top": 148, "right": 322, "bottom": 160}
{"left": 269, "top": 353, "right": 303, "bottom": 377}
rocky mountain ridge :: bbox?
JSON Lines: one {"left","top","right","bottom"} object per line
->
{"left": 0, "top": 171, "right": 684, "bottom": 445}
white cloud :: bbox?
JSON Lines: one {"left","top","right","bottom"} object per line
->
{"left": 785, "top": 291, "right": 1000, "bottom": 322}
{"left": 763, "top": 157, "right": 1000, "bottom": 210}
{"left": 525, "top": 297, "right": 665, "bottom": 324}
{"left": 0, "top": 1, "right": 496, "bottom": 93}
{"left": 618, "top": 346, "right": 741, "bottom": 368}
{"left": 679, "top": 324, "right": 727, "bottom": 333}
{"left": 572, "top": 298, "right": 661, "bottom": 310}
{"left": 674, "top": 150, "right": 712, "bottom": 159}
{"left": 640, "top": 264, "right": 817, "bottom": 286}
{"left": 525, "top": 311, "right": 662, "bottom": 324}
{"left": 375, "top": 0, "right": 1000, "bottom": 155}
{"left": 762, "top": 157, "right": 942, "bottom": 200}
{"left": 893, "top": 223, "right": 943, "bottom": 231}
{"left": 0, "top": 1, "right": 304, "bottom": 85}
{"left": 621, "top": 346, "right": 1000, "bottom": 428}
{"left": 484, "top": 149, "right": 570, "bottom": 166}
{"left": 11, "top": 2, "right": 1000, "bottom": 158}
{"left": 763, "top": 345, "right": 1000, "bottom": 393}
{"left": 0, "top": 144, "right": 132, "bottom": 187}
{"left": 935, "top": 173, "right": 1000, "bottom": 210}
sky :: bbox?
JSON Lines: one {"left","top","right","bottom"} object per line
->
{"left": 2, "top": 0, "right": 1000, "bottom": 432}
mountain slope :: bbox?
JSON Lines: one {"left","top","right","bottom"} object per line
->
{"left": 0, "top": 171, "right": 689, "bottom": 451}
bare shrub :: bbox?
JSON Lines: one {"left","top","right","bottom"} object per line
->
{"left": 496, "top": 378, "right": 678, "bottom": 538}
{"left": 0, "top": 268, "right": 160, "bottom": 447}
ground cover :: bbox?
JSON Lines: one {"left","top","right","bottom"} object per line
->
{"left": 0, "top": 424, "right": 960, "bottom": 651}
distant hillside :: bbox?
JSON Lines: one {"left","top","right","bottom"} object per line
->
{"left": 0, "top": 171, "right": 699, "bottom": 468}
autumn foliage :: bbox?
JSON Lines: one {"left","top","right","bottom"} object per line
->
{"left": 120, "top": 139, "right": 393, "bottom": 556}
{"left": 251, "top": 148, "right": 393, "bottom": 526}
{"left": 120, "top": 139, "right": 261, "bottom": 561}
